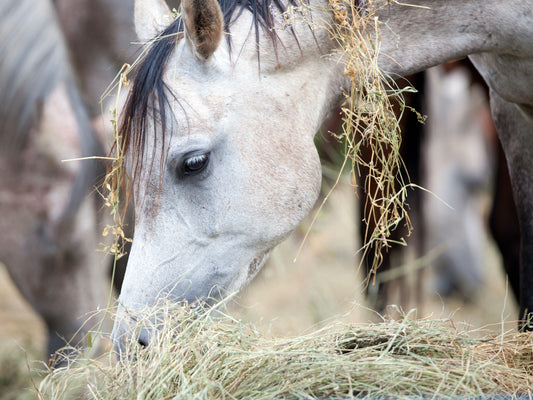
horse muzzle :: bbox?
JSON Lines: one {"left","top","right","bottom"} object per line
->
{"left": 111, "top": 309, "right": 154, "bottom": 358}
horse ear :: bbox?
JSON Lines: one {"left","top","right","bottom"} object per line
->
{"left": 134, "top": 0, "right": 172, "bottom": 42}
{"left": 181, "top": 0, "right": 224, "bottom": 60}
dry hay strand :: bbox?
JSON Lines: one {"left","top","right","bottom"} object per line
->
{"left": 287, "top": 0, "right": 423, "bottom": 281}
{"left": 36, "top": 303, "right": 533, "bottom": 400}
{"left": 325, "top": 0, "right": 426, "bottom": 282}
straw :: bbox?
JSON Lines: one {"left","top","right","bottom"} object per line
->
{"left": 37, "top": 303, "right": 533, "bottom": 399}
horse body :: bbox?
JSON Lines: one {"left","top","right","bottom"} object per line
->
{"left": 423, "top": 64, "right": 494, "bottom": 297}
{"left": 369, "top": 1, "right": 533, "bottom": 321}
{"left": 113, "top": 0, "right": 533, "bottom": 349}
{"left": 0, "top": 0, "right": 111, "bottom": 354}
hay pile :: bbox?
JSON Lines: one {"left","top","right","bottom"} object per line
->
{"left": 37, "top": 305, "right": 532, "bottom": 399}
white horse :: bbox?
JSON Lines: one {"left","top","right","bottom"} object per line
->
{"left": 112, "top": 0, "right": 533, "bottom": 349}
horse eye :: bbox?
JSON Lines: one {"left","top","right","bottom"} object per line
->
{"left": 182, "top": 153, "right": 210, "bottom": 175}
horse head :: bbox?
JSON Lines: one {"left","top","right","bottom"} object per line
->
{"left": 112, "top": 0, "right": 344, "bottom": 350}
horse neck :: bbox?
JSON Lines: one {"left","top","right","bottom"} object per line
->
{"left": 370, "top": 0, "right": 531, "bottom": 77}
{"left": 299, "top": 0, "right": 533, "bottom": 114}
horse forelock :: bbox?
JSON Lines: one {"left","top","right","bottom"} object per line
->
{"left": 118, "top": 0, "right": 303, "bottom": 193}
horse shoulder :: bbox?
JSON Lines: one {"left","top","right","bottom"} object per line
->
{"left": 470, "top": 53, "right": 533, "bottom": 109}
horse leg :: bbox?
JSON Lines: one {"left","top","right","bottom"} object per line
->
{"left": 489, "top": 92, "right": 533, "bottom": 328}
{"left": 488, "top": 141, "right": 521, "bottom": 304}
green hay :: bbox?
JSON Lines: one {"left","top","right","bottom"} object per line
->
{"left": 37, "top": 305, "right": 533, "bottom": 399}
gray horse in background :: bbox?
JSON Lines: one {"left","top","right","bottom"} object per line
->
{"left": 0, "top": 0, "right": 119, "bottom": 356}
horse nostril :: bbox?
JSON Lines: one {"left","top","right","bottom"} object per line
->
{"left": 137, "top": 327, "right": 152, "bottom": 349}
{"left": 112, "top": 308, "right": 154, "bottom": 354}
{"left": 111, "top": 326, "right": 152, "bottom": 358}
{"left": 138, "top": 336, "right": 149, "bottom": 348}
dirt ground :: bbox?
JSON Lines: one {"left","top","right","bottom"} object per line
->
{"left": 0, "top": 173, "right": 519, "bottom": 398}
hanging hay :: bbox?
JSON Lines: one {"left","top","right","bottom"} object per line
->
{"left": 266, "top": 0, "right": 424, "bottom": 278}
{"left": 324, "top": 0, "right": 428, "bottom": 281}
{"left": 36, "top": 303, "right": 533, "bottom": 399}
